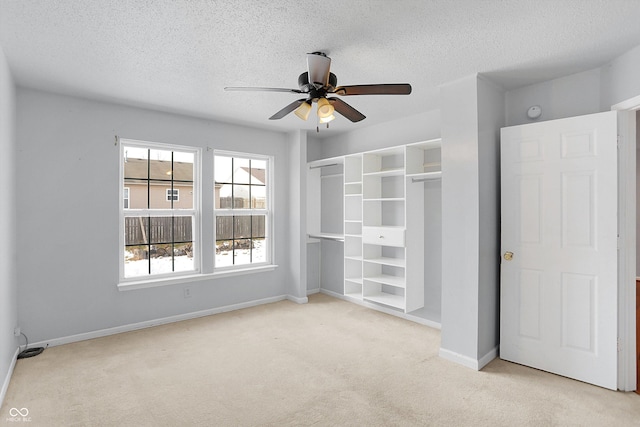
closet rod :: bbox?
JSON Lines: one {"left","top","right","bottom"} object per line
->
{"left": 310, "top": 163, "right": 339, "bottom": 169}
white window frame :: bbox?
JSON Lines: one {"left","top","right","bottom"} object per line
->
{"left": 119, "top": 139, "right": 201, "bottom": 284}
{"left": 214, "top": 150, "right": 273, "bottom": 272}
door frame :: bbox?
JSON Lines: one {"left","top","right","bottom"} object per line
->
{"left": 612, "top": 95, "right": 639, "bottom": 391}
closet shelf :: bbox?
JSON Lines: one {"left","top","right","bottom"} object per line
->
{"left": 363, "top": 197, "right": 404, "bottom": 202}
{"left": 364, "top": 274, "right": 405, "bottom": 288}
{"left": 363, "top": 257, "right": 405, "bottom": 268}
{"left": 363, "top": 168, "right": 404, "bottom": 177}
{"left": 364, "top": 292, "right": 404, "bottom": 309}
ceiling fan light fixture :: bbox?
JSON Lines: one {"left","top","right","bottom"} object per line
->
{"left": 319, "top": 114, "right": 335, "bottom": 124}
{"left": 317, "top": 98, "right": 334, "bottom": 118}
{"left": 294, "top": 101, "right": 312, "bottom": 120}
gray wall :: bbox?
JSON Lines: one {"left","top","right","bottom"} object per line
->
{"left": 0, "top": 45, "right": 17, "bottom": 402}
{"left": 439, "top": 74, "right": 504, "bottom": 365}
{"left": 477, "top": 77, "right": 505, "bottom": 358}
{"left": 15, "top": 88, "right": 292, "bottom": 343}
{"left": 505, "top": 68, "right": 601, "bottom": 127}
{"left": 440, "top": 74, "right": 481, "bottom": 359}
{"left": 601, "top": 44, "right": 640, "bottom": 109}
{"left": 312, "top": 110, "right": 441, "bottom": 160}
{"left": 287, "top": 130, "right": 307, "bottom": 300}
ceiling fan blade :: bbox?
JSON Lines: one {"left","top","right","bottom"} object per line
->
{"left": 269, "top": 98, "right": 306, "bottom": 120}
{"left": 328, "top": 98, "right": 366, "bottom": 122}
{"left": 333, "top": 84, "right": 412, "bottom": 96}
{"left": 225, "top": 86, "right": 305, "bottom": 94}
{"left": 307, "top": 52, "right": 331, "bottom": 88}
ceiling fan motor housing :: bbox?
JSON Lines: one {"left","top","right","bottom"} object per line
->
{"left": 298, "top": 72, "right": 337, "bottom": 97}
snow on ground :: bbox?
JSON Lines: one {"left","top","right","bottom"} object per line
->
{"left": 124, "top": 240, "right": 265, "bottom": 278}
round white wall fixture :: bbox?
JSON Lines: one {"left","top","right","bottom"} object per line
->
{"left": 527, "top": 105, "right": 542, "bottom": 119}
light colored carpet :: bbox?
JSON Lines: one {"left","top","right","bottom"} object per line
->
{"left": 2, "top": 293, "right": 639, "bottom": 426}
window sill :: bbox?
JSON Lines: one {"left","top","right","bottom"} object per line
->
{"left": 118, "top": 264, "right": 279, "bottom": 291}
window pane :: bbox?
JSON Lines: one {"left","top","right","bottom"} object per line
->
{"left": 176, "top": 183, "right": 193, "bottom": 209}
{"left": 150, "top": 243, "right": 172, "bottom": 275}
{"left": 148, "top": 149, "right": 173, "bottom": 180}
{"left": 234, "top": 216, "right": 251, "bottom": 239}
{"left": 233, "top": 238, "right": 252, "bottom": 266}
{"left": 173, "top": 216, "right": 193, "bottom": 243}
{"left": 252, "top": 238, "right": 266, "bottom": 263}
{"left": 215, "top": 239, "right": 233, "bottom": 268}
{"left": 173, "top": 242, "right": 194, "bottom": 273}
{"left": 216, "top": 216, "right": 232, "bottom": 241}
{"left": 150, "top": 216, "right": 172, "bottom": 244}
{"left": 124, "top": 181, "right": 148, "bottom": 209}
{"left": 234, "top": 158, "right": 251, "bottom": 184}
{"left": 124, "top": 249, "right": 149, "bottom": 278}
{"left": 251, "top": 159, "right": 267, "bottom": 186}
{"left": 233, "top": 184, "right": 250, "bottom": 209}
{"left": 252, "top": 215, "right": 266, "bottom": 238}
{"left": 251, "top": 185, "right": 266, "bottom": 209}
{"left": 125, "top": 217, "right": 149, "bottom": 246}
{"left": 173, "top": 152, "right": 194, "bottom": 182}
{"left": 124, "top": 148, "right": 148, "bottom": 180}
{"left": 214, "top": 156, "right": 233, "bottom": 184}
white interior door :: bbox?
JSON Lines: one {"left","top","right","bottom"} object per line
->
{"left": 500, "top": 111, "right": 618, "bottom": 390}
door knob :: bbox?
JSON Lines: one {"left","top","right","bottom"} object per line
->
{"left": 503, "top": 251, "right": 514, "bottom": 261}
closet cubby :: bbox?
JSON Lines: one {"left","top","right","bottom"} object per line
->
{"left": 405, "top": 139, "right": 442, "bottom": 180}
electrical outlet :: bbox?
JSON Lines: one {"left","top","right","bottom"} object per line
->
{"left": 13, "top": 327, "right": 20, "bottom": 337}
{"left": 184, "top": 287, "right": 192, "bottom": 298}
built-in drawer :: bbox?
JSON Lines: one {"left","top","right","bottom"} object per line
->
{"left": 362, "top": 227, "right": 405, "bottom": 247}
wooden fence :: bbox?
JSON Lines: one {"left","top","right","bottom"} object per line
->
{"left": 125, "top": 215, "right": 265, "bottom": 245}
{"left": 125, "top": 217, "right": 192, "bottom": 245}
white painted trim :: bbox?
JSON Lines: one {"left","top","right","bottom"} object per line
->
{"left": 319, "top": 289, "right": 441, "bottom": 330}
{"left": 286, "top": 295, "right": 308, "bottom": 304}
{"left": 612, "top": 94, "right": 640, "bottom": 111}
{"left": 0, "top": 347, "right": 20, "bottom": 409}
{"left": 29, "top": 295, "right": 289, "bottom": 349}
{"left": 478, "top": 346, "right": 499, "bottom": 370}
{"left": 306, "top": 288, "right": 321, "bottom": 295}
{"left": 118, "top": 264, "right": 279, "bottom": 291}
{"left": 438, "top": 346, "right": 498, "bottom": 371}
{"left": 439, "top": 347, "right": 482, "bottom": 370}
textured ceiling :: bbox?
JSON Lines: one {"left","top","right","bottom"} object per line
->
{"left": 1, "top": 0, "right": 640, "bottom": 137}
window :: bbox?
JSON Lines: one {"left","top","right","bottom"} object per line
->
{"left": 123, "top": 187, "right": 130, "bottom": 209}
{"left": 166, "top": 188, "right": 179, "bottom": 202}
{"left": 120, "top": 140, "right": 199, "bottom": 280}
{"left": 214, "top": 152, "right": 271, "bottom": 269}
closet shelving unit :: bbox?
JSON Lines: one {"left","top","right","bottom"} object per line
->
{"left": 343, "top": 154, "right": 363, "bottom": 299}
{"left": 309, "top": 138, "right": 441, "bottom": 314}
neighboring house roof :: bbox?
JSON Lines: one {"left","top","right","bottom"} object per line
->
{"left": 124, "top": 158, "right": 193, "bottom": 182}
{"left": 240, "top": 167, "right": 265, "bottom": 185}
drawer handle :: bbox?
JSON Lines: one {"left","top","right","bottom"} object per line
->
{"left": 378, "top": 235, "right": 384, "bottom": 238}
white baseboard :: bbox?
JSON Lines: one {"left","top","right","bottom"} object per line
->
{"left": 439, "top": 346, "right": 499, "bottom": 371}
{"left": 0, "top": 347, "right": 20, "bottom": 409}
{"left": 306, "top": 288, "right": 321, "bottom": 295}
{"left": 319, "top": 288, "right": 441, "bottom": 330}
{"left": 30, "top": 295, "right": 291, "bottom": 349}
{"left": 478, "top": 346, "right": 499, "bottom": 370}
{"left": 286, "top": 295, "right": 308, "bottom": 304}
